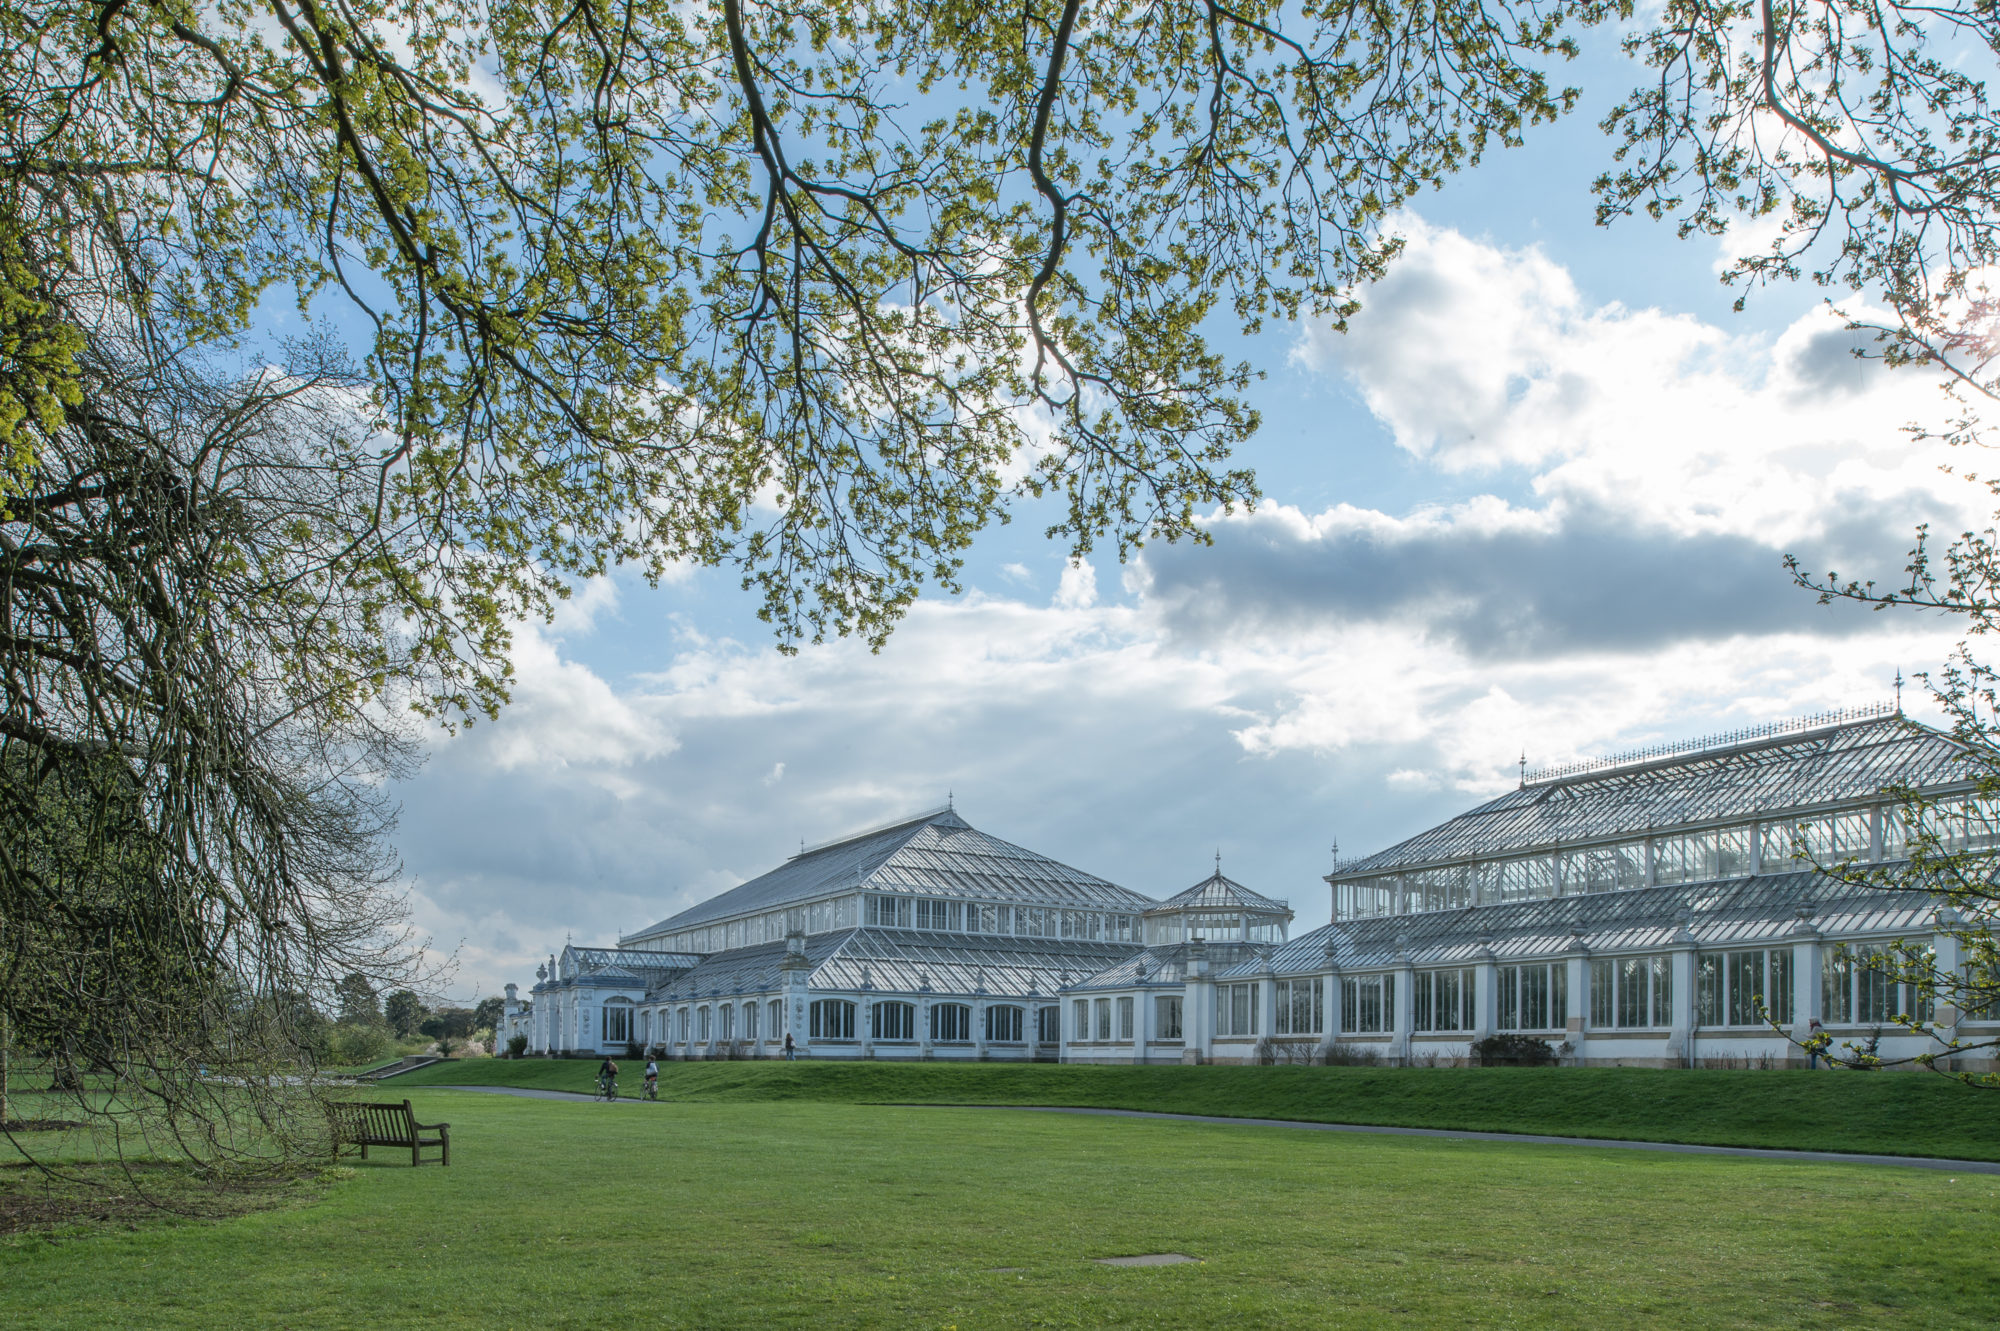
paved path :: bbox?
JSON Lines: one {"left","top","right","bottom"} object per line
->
{"left": 427, "top": 1086, "right": 2000, "bottom": 1174}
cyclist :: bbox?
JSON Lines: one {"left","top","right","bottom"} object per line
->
{"left": 596, "top": 1056, "right": 619, "bottom": 1100}
{"left": 643, "top": 1056, "right": 659, "bottom": 1101}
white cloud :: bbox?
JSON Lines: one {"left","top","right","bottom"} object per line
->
{"left": 1053, "top": 560, "right": 1098, "bottom": 610}
{"left": 1294, "top": 216, "right": 1967, "bottom": 549}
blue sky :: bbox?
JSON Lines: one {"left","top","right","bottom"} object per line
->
{"left": 385, "top": 38, "right": 1974, "bottom": 1002}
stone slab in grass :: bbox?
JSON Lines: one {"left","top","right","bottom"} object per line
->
{"left": 1096, "top": 1253, "right": 1200, "bottom": 1267}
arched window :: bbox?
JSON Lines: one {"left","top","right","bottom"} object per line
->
{"left": 810, "top": 999, "right": 855, "bottom": 1040}
{"left": 872, "top": 1001, "right": 916, "bottom": 1041}
{"left": 768, "top": 999, "right": 783, "bottom": 1038}
{"left": 931, "top": 1003, "right": 972, "bottom": 1042}
{"left": 602, "top": 1001, "right": 632, "bottom": 1044}
{"left": 743, "top": 1000, "right": 759, "bottom": 1040}
{"left": 676, "top": 1007, "right": 689, "bottom": 1042}
{"left": 719, "top": 1004, "right": 735, "bottom": 1040}
{"left": 697, "top": 1006, "right": 711, "bottom": 1041}
{"left": 986, "top": 1005, "right": 1024, "bottom": 1043}
{"left": 1036, "top": 1005, "right": 1060, "bottom": 1044}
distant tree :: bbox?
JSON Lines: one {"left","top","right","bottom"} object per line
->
{"left": 384, "top": 991, "right": 427, "bottom": 1041}
{"left": 335, "top": 974, "right": 384, "bottom": 1029}
{"left": 472, "top": 997, "right": 506, "bottom": 1034}
{"left": 419, "top": 1008, "right": 476, "bottom": 1042}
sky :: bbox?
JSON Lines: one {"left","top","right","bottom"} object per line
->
{"left": 386, "top": 40, "right": 1980, "bottom": 1003}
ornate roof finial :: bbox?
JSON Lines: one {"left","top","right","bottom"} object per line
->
{"left": 1894, "top": 668, "right": 1905, "bottom": 712}
{"left": 1214, "top": 848, "right": 1222, "bottom": 875}
{"left": 947, "top": 789, "right": 954, "bottom": 811}
{"left": 1518, "top": 750, "right": 1527, "bottom": 789}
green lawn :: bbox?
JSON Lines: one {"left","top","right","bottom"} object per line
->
{"left": 388, "top": 1058, "right": 2000, "bottom": 1160}
{"left": 3, "top": 1090, "right": 1997, "bottom": 1328}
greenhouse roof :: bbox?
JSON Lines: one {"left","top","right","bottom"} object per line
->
{"left": 1226, "top": 870, "right": 1937, "bottom": 977}
{"left": 557, "top": 946, "right": 700, "bottom": 986}
{"left": 1147, "top": 869, "right": 1292, "bottom": 917}
{"left": 1333, "top": 713, "right": 1973, "bottom": 877}
{"left": 625, "top": 808, "right": 1155, "bottom": 945}
{"left": 1068, "top": 939, "right": 1273, "bottom": 991}
{"left": 643, "top": 928, "right": 1140, "bottom": 1003}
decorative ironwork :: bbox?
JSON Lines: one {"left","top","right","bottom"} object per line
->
{"left": 1523, "top": 704, "right": 1898, "bottom": 786}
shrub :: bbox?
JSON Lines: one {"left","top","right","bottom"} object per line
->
{"left": 1470, "top": 1034, "right": 1557, "bottom": 1067}
{"left": 327, "top": 1021, "right": 396, "bottom": 1067}
{"left": 506, "top": 1034, "right": 528, "bottom": 1059}
{"left": 1318, "top": 1041, "right": 1383, "bottom": 1067}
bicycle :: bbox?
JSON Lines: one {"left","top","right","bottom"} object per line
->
{"left": 597, "top": 1075, "right": 618, "bottom": 1102}
{"left": 643, "top": 1078, "right": 658, "bottom": 1101}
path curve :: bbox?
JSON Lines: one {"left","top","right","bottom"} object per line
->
{"left": 426, "top": 1086, "right": 2000, "bottom": 1174}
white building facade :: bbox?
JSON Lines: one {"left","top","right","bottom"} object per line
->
{"left": 1124, "top": 709, "right": 1992, "bottom": 1070}
{"left": 523, "top": 808, "right": 1153, "bottom": 1060}
{"left": 514, "top": 710, "right": 1991, "bottom": 1071}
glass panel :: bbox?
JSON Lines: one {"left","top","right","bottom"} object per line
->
{"left": 1822, "top": 952, "right": 1855, "bottom": 1023}
{"left": 1616, "top": 958, "right": 1647, "bottom": 1028}
{"left": 1696, "top": 955, "right": 1722, "bottom": 1025}
{"left": 1726, "top": 951, "right": 1765, "bottom": 1026}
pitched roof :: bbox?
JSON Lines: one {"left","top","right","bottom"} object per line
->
{"left": 560, "top": 946, "right": 700, "bottom": 985}
{"left": 643, "top": 927, "right": 1139, "bottom": 1003}
{"left": 1334, "top": 715, "right": 1973, "bottom": 877}
{"left": 624, "top": 808, "right": 1154, "bottom": 944}
{"left": 1226, "top": 870, "right": 1937, "bottom": 977}
{"left": 1148, "top": 870, "right": 1292, "bottom": 916}
{"left": 1068, "top": 939, "right": 1272, "bottom": 990}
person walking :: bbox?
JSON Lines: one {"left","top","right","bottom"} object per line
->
{"left": 1806, "top": 1018, "right": 1824, "bottom": 1070}
{"left": 784, "top": 1031, "right": 796, "bottom": 1061}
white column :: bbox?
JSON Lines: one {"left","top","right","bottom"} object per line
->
{"left": 1392, "top": 963, "right": 1414, "bottom": 1064}
{"left": 1791, "top": 930, "right": 1822, "bottom": 1051}
{"left": 1135, "top": 984, "right": 1153, "bottom": 1064}
{"left": 1323, "top": 970, "right": 1342, "bottom": 1049}
{"left": 1472, "top": 959, "right": 1498, "bottom": 1041}
{"left": 1933, "top": 917, "right": 1962, "bottom": 1067}
{"left": 1255, "top": 974, "right": 1277, "bottom": 1056}
{"left": 1666, "top": 945, "right": 1697, "bottom": 1067}
{"left": 1184, "top": 939, "right": 1214, "bottom": 1064}
{"left": 1565, "top": 949, "right": 1588, "bottom": 1064}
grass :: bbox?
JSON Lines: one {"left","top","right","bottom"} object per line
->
{"left": 387, "top": 1058, "right": 2000, "bottom": 1160}
{"left": 3, "top": 1089, "right": 1998, "bottom": 1328}
{"left": 0, "top": 1160, "right": 326, "bottom": 1239}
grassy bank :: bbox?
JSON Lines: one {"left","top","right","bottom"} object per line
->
{"left": 4, "top": 1091, "right": 1996, "bottom": 1328}
{"left": 388, "top": 1058, "right": 2000, "bottom": 1159}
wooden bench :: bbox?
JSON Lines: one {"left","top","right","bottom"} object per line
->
{"left": 328, "top": 1098, "right": 450, "bottom": 1166}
